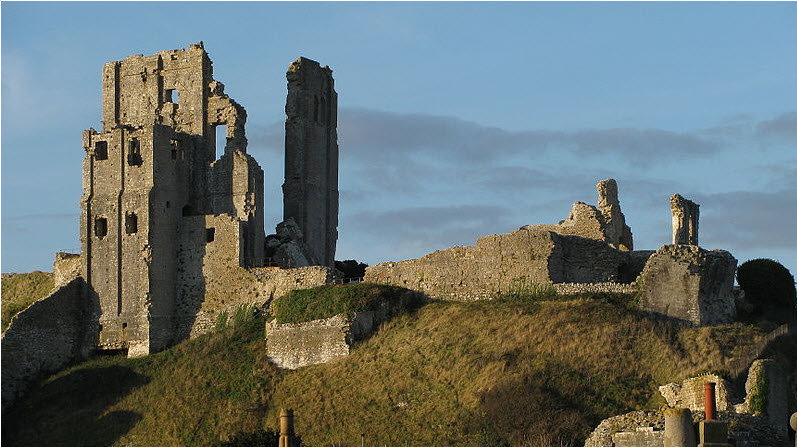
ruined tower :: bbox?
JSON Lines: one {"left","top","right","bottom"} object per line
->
{"left": 282, "top": 57, "right": 339, "bottom": 268}
{"left": 597, "top": 178, "right": 634, "bottom": 251}
{"left": 670, "top": 194, "right": 699, "bottom": 245}
{"left": 81, "top": 43, "right": 265, "bottom": 356}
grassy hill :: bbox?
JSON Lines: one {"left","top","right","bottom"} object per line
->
{"left": 3, "top": 286, "right": 795, "bottom": 447}
{"left": 1, "top": 271, "right": 54, "bottom": 331}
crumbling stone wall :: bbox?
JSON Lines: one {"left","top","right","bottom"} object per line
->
{"left": 266, "top": 290, "right": 422, "bottom": 369}
{"left": 670, "top": 194, "right": 699, "bottom": 245}
{"left": 586, "top": 409, "right": 783, "bottom": 447}
{"left": 365, "top": 227, "right": 626, "bottom": 301}
{"left": 659, "top": 374, "right": 735, "bottom": 413}
{"left": 181, "top": 266, "right": 334, "bottom": 339}
{"left": 266, "top": 314, "right": 354, "bottom": 369}
{"left": 637, "top": 245, "right": 737, "bottom": 326}
{"left": 174, "top": 209, "right": 335, "bottom": 340}
{"left": 281, "top": 57, "right": 339, "bottom": 268}
{"left": 520, "top": 178, "right": 633, "bottom": 250}
{"left": 1, "top": 278, "right": 89, "bottom": 409}
{"left": 249, "top": 266, "right": 335, "bottom": 302}
{"left": 53, "top": 252, "right": 81, "bottom": 289}
{"left": 736, "top": 359, "right": 788, "bottom": 439}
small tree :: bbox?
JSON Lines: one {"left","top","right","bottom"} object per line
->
{"left": 736, "top": 259, "right": 796, "bottom": 324}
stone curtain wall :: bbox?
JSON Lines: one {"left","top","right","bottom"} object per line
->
{"left": 249, "top": 266, "right": 334, "bottom": 301}
{"left": 365, "top": 228, "right": 627, "bottom": 301}
{"left": 1, "top": 278, "right": 88, "bottom": 409}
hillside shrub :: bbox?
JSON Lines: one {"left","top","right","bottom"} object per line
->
{"left": 272, "top": 283, "right": 422, "bottom": 324}
{"left": 736, "top": 259, "right": 796, "bottom": 323}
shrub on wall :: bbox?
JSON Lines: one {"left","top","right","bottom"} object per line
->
{"left": 736, "top": 259, "right": 796, "bottom": 324}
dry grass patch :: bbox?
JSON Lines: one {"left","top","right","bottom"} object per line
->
{"left": 4, "top": 292, "right": 787, "bottom": 447}
{"left": 1, "top": 271, "right": 54, "bottom": 331}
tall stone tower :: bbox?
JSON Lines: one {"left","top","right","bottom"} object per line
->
{"left": 80, "top": 43, "right": 265, "bottom": 356}
{"left": 282, "top": 57, "right": 339, "bottom": 268}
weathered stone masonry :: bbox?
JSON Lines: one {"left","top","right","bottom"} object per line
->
{"left": 1, "top": 279, "right": 90, "bottom": 409}
{"left": 281, "top": 57, "right": 339, "bottom": 268}
{"left": 81, "top": 43, "right": 267, "bottom": 356}
{"left": 365, "top": 179, "right": 645, "bottom": 301}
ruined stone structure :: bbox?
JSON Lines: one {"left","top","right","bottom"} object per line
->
{"left": 365, "top": 179, "right": 647, "bottom": 300}
{"left": 1, "top": 278, "right": 89, "bottom": 408}
{"left": 736, "top": 359, "right": 789, "bottom": 440}
{"left": 670, "top": 194, "right": 699, "bottom": 245}
{"left": 2, "top": 45, "right": 344, "bottom": 406}
{"left": 365, "top": 228, "right": 635, "bottom": 301}
{"left": 281, "top": 57, "right": 339, "bottom": 268}
{"left": 519, "top": 178, "right": 633, "bottom": 249}
{"left": 53, "top": 252, "right": 81, "bottom": 289}
{"left": 587, "top": 365, "right": 791, "bottom": 447}
{"left": 659, "top": 374, "right": 734, "bottom": 413}
{"left": 80, "top": 43, "right": 266, "bottom": 356}
{"left": 637, "top": 245, "right": 737, "bottom": 326}
{"left": 266, "top": 289, "right": 424, "bottom": 369}
{"left": 597, "top": 178, "right": 634, "bottom": 250}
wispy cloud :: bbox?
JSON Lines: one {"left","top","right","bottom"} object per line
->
{"left": 252, "top": 107, "right": 723, "bottom": 166}
{"left": 756, "top": 112, "right": 797, "bottom": 141}
{"left": 696, "top": 189, "right": 797, "bottom": 250}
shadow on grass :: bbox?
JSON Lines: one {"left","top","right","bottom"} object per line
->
{"left": 2, "top": 364, "right": 149, "bottom": 447}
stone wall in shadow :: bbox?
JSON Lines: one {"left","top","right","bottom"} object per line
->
{"left": 1, "top": 277, "right": 94, "bottom": 409}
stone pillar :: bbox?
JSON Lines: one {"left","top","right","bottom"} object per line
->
{"left": 664, "top": 408, "right": 696, "bottom": 447}
{"left": 597, "top": 178, "right": 633, "bottom": 250}
{"left": 282, "top": 57, "right": 339, "bottom": 268}
{"left": 670, "top": 194, "right": 699, "bottom": 245}
{"left": 279, "top": 408, "right": 295, "bottom": 447}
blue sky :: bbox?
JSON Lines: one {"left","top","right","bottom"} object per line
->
{"left": 2, "top": 2, "right": 796, "bottom": 278}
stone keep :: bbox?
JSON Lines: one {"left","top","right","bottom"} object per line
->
{"left": 282, "top": 57, "right": 339, "bottom": 268}
{"left": 81, "top": 43, "right": 265, "bottom": 356}
{"left": 670, "top": 194, "right": 699, "bottom": 245}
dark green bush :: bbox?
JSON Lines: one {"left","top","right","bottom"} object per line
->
{"left": 736, "top": 259, "right": 796, "bottom": 324}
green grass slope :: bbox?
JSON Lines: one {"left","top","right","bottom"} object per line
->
{"left": 4, "top": 290, "right": 794, "bottom": 447}
{"left": 1, "top": 271, "right": 54, "bottom": 331}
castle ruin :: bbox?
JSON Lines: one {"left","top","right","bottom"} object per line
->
{"left": 670, "top": 193, "right": 699, "bottom": 245}
{"left": 81, "top": 43, "right": 266, "bottom": 355}
{"left": 281, "top": 58, "right": 339, "bottom": 268}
